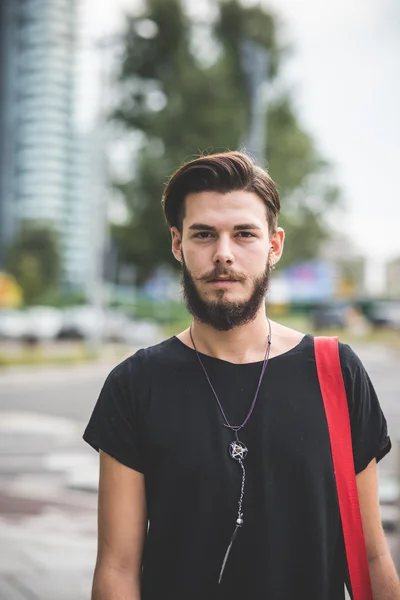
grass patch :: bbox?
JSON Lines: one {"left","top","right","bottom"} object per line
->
{"left": 0, "top": 347, "right": 98, "bottom": 368}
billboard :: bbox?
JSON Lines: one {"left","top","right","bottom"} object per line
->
{"left": 283, "top": 260, "right": 336, "bottom": 302}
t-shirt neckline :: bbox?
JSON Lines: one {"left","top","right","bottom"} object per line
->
{"left": 173, "top": 333, "right": 311, "bottom": 366}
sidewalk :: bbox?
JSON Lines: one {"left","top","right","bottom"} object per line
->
{"left": 0, "top": 411, "right": 98, "bottom": 600}
{"left": 0, "top": 504, "right": 96, "bottom": 600}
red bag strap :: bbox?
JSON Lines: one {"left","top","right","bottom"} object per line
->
{"left": 314, "top": 336, "right": 372, "bottom": 600}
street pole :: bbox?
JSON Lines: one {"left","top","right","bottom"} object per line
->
{"left": 87, "top": 35, "right": 121, "bottom": 352}
{"left": 240, "top": 40, "right": 269, "bottom": 166}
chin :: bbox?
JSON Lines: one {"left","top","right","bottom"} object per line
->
{"left": 210, "top": 291, "right": 249, "bottom": 304}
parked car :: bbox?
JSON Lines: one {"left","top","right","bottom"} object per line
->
{"left": 58, "top": 305, "right": 162, "bottom": 345}
{"left": 58, "top": 306, "right": 105, "bottom": 340}
{"left": 0, "top": 307, "right": 63, "bottom": 341}
{"left": 368, "top": 301, "right": 400, "bottom": 329}
{"left": 0, "top": 310, "right": 28, "bottom": 340}
{"left": 311, "top": 303, "right": 348, "bottom": 331}
{"left": 24, "top": 306, "right": 64, "bottom": 341}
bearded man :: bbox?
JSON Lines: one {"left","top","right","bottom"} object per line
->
{"left": 83, "top": 151, "right": 397, "bottom": 600}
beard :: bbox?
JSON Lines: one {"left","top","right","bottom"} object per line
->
{"left": 181, "top": 256, "right": 271, "bottom": 331}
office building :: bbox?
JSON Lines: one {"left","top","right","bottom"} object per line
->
{"left": 0, "top": 0, "right": 93, "bottom": 292}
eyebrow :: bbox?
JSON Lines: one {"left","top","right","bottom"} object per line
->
{"left": 233, "top": 224, "right": 261, "bottom": 231}
{"left": 188, "top": 223, "right": 261, "bottom": 231}
{"left": 189, "top": 224, "right": 216, "bottom": 231}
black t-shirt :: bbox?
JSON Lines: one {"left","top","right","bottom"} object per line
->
{"left": 83, "top": 334, "right": 391, "bottom": 600}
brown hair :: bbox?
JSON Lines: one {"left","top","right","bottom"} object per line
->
{"left": 161, "top": 151, "right": 280, "bottom": 233}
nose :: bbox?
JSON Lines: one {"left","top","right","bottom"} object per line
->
{"left": 213, "top": 235, "right": 235, "bottom": 265}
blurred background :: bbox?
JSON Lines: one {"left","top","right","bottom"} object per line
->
{"left": 0, "top": 0, "right": 399, "bottom": 598}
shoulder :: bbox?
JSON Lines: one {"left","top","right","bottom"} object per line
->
{"left": 337, "top": 340, "right": 366, "bottom": 377}
{"left": 311, "top": 337, "right": 368, "bottom": 391}
{"left": 311, "top": 334, "right": 364, "bottom": 371}
{"left": 97, "top": 337, "right": 180, "bottom": 408}
{"left": 336, "top": 340, "right": 377, "bottom": 416}
{"left": 106, "top": 336, "right": 179, "bottom": 382}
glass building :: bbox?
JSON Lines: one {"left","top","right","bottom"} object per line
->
{"left": 0, "top": 0, "right": 92, "bottom": 292}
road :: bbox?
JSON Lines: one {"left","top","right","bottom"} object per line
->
{"left": 0, "top": 340, "right": 399, "bottom": 599}
{"left": 0, "top": 361, "right": 112, "bottom": 422}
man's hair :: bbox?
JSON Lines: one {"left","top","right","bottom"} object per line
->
{"left": 161, "top": 151, "right": 280, "bottom": 233}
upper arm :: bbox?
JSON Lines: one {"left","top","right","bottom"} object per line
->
{"left": 339, "top": 342, "right": 391, "bottom": 475}
{"left": 96, "top": 450, "right": 147, "bottom": 578}
{"left": 356, "top": 458, "right": 389, "bottom": 562}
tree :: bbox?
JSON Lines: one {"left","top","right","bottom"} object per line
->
{"left": 111, "top": 0, "right": 341, "bottom": 280}
{"left": 6, "top": 223, "right": 61, "bottom": 305}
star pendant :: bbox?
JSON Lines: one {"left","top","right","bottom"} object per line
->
{"left": 229, "top": 440, "right": 248, "bottom": 461}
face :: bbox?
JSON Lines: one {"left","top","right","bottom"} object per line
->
{"left": 171, "top": 190, "right": 284, "bottom": 330}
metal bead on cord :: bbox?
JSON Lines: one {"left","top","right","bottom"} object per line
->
{"left": 189, "top": 318, "right": 272, "bottom": 584}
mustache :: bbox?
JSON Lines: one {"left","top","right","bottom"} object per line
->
{"left": 196, "top": 267, "right": 247, "bottom": 283}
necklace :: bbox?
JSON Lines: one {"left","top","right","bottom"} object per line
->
{"left": 189, "top": 319, "right": 272, "bottom": 584}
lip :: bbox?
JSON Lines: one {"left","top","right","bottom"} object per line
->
{"left": 208, "top": 279, "right": 238, "bottom": 286}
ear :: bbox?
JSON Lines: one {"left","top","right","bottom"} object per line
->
{"left": 171, "top": 227, "right": 182, "bottom": 263}
{"left": 269, "top": 227, "right": 285, "bottom": 267}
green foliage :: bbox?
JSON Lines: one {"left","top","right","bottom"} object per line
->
{"left": 36, "top": 288, "right": 87, "bottom": 308}
{"left": 112, "top": 0, "right": 341, "bottom": 280}
{"left": 267, "top": 95, "right": 341, "bottom": 268}
{"left": 6, "top": 223, "right": 61, "bottom": 305}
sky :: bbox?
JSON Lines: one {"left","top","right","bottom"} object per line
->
{"left": 78, "top": 0, "right": 400, "bottom": 289}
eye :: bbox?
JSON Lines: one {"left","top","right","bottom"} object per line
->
{"left": 193, "top": 232, "right": 215, "bottom": 239}
{"left": 236, "top": 231, "right": 255, "bottom": 238}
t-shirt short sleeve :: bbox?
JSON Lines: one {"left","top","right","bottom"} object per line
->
{"left": 339, "top": 342, "right": 392, "bottom": 474}
{"left": 83, "top": 350, "right": 146, "bottom": 473}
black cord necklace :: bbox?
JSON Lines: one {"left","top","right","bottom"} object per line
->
{"left": 189, "top": 319, "right": 272, "bottom": 584}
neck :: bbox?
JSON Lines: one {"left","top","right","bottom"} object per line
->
{"left": 190, "top": 307, "right": 270, "bottom": 364}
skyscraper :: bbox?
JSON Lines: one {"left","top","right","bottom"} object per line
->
{"left": 0, "top": 0, "right": 92, "bottom": 292}
{"left": 0, "top": 0, "right": 18, "bottom": 260}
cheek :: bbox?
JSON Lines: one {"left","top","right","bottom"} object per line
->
{"left": 182, "top": 245, "right": 208, "bottom": 276}
{"left": 240, "top": 244, "right": 269, "bottom": 269}
{"left": 183, "top": 246, "right": 198, "bottom": 264}
{"left": 183, "top": 240, "right": 212, "bottom": 262}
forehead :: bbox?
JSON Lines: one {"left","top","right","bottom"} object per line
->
{"left": 183, "top": 190, "right": 268, "bottom": 228}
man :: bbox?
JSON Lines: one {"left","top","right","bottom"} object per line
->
{"left": 83, "top": 151, "right": 398, "bottom": 600}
